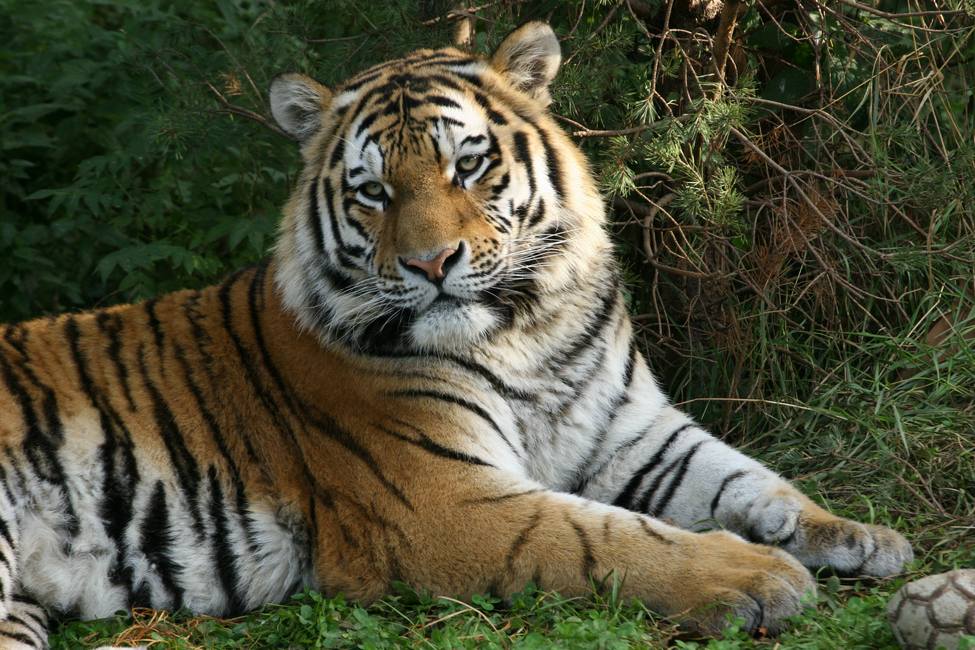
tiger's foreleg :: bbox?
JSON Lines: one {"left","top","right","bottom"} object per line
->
{"left": 0, "top": 485, "right": 48, "bottom": 650}
{"left": 576, "top": 405, "right": 913, "bottom": 577}
{"left": 0, "top": 484, "right": 18, "bottom": 622}
{"left": 340, "top": 469, "right": 816, "bottom": 636}
{"left": 0, "top": 594, "right": 48, "bottom": 650}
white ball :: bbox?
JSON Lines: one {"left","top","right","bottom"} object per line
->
{"left": 887, "top": 569, "right": 975, "bottom": 650}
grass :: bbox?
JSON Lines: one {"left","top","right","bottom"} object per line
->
{"left": 49, "top": 301, "right": 974, "bottom": 648}
{"left": 47, "top": 578, "right": 970, "bottom": 649}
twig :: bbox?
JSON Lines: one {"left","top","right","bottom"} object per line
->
{"left": 728, "top": 126, "right": 888, "bottom": 260}
{"left": 624, "top": 0, "right": 655, "bottom": 20}
{"left": 435, "top": 596, "right": 505, "bottom": 639}
{"left": 305, "top": 33, "right": 370, "bottom": 44}
{"left": 564, "top": 2, "right": 621, "bottom": 65}
{"left": 712, "top": 0, "right": 743, "bottom": 94}
{"left": 631, "top": 192, "right": 717, "bottom": 279}
{"left": 835, "top": 0, "right": 969, "bottom": 20}
{"left": 205, "top": 80, "right": 290, "bottom": 140}
{"left": 421, "top": 0, "right": 521, "bottom": 26}
{"left": 572, "top": 125, "right": 654, "bottom": 138}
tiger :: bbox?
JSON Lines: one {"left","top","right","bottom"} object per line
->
{"left": 0, "top": 21, "right": 913, "bottom": 648}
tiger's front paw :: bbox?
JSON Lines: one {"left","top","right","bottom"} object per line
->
{"left": 743, "top": 491, "right": 913, "bottom": 576}
{"left": 676, "top": 531, "right": 818, "bottom": 636}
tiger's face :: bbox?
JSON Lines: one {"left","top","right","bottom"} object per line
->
{"left": 271, "top": 23, "right": 607, "bottom": 352}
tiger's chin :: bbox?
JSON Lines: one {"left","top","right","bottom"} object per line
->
{"left": 407, "top": 298, "right": 498, "bottom": 352}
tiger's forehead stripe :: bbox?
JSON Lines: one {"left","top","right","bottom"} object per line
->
{"left": 322, "top": 67, "right": 502, "bottom": 187}
{"left": 321, "top": 63, "right": 526, "bottom": 190}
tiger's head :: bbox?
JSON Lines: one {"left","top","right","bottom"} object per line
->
{"left": 270, "top": 22, "right": 611, "bottom": 353}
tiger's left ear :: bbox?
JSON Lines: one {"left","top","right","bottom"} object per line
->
{"left": 490, "top": 22, "right": 561, "bottom": 106}
{"left": 269, "top": 73, "right": 332, "bottom": 144}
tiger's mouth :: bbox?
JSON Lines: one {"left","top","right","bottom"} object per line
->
{"left": 422, "top": 292, "right": 470, "bottom": 313}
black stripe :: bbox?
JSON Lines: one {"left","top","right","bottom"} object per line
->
{"left": 0, "top": 630, "right": 37, "bottom": 646}
{"left": 637, "top": 516, "right": 675, "bottom": 545}
{"left": 328, "top": 133, "right": 346, "bottom": 167}
{"left": 141, "top": 481, "right": 185, "bottom": 608}
{"left": 137, "top": 344, "right": 205, "bottom": 536}
{"left": 65, "top": 318, "right": 141, "bottom": 516}
{"left": 571, "top": 429, "right": 648, "bottom": 495}
{"left": 439, "top": 354, "right": 534, "bottom": 402}
{"left": 490, "top": 171, "right": 510, "bottom": 196}
{"left": 462, "top": 488, "right": 541, "bottom": 505}
{"left": 95, "top": 313, "right": 136, "bottom": 411}
{"left": 649, "top": 441, "right": 707, "bottom": 517}
{"left": 512, "top": 131, "right": 536, "bottom": 195}
{"left": 4, "top": 326, "right": 65, "bottom": 443}
{"left": 459, "top": 134, "right": 486, "bottom": 147}
{"left": 389, "top": 389, "right": 519, "bottom": 457}
{"left": 376, "top": 422, "right": 494, "bottom": 468}
{"left": 307, "top": 176, "right": 326, "bottom": 256}
{"left": 218, "top": 267, "right": 333, "bottom": 512}
{"left": 710, "top": 470, "right": 749, "bottom": 516}
{"left": 340, "top": 243, "right": 366, "bottom": 258}
{"left": 144, "top": 298, "right": 165, "bottom": 356}
{"left": 611, "top": 423, "right": 695, "bottom": 508}
{"left": 567, "top": 516, "right": 596, "bottom": 579}
{"left": 5, "top": 614, "right": 44, "bottom": 646}
{"left": 341, "top": 71, "right": 381, "bottom": 93}
{"left": 423, "top": 73, "right": 464, "bottom": 92}
{"left": 321, "top": 261, "right": 354, "bottom": 292}
{"left": 556, "top": 282, "right": 619, "bottom": 365}
{"left": 536, "top": 127, "right": 564, "bottom": 200}
{"left": 622, "top": 339, "right": 638, "bottom": 389}
{"left": 171, "top": 339, "right": 253, "bottom": 545}
{"left": 182, "top": 291, "right": 261, "bottom": 467}
{"left": 344, "top": 215, "right": 371, "bottom": 242}
{"left": 354, "top": 110, "right": 380, "bottom": 138}
{"left": 364, "top": 349, "right": 531, "bottom": 401}
{"left": 525, "top": 198, "right": 546, "bottom": 229}
{"left": 428, "top": 95, "right": 461, "bottom": 110}
{"left": 440, "top": 115, "right": 465, "bottom": 129}
{"left": 207, "top": 467, "right": 245, "bottom": 615}
{"left": 304, "top": 410, "right": 413, "bottom": 511}
{"left": 322, "top": 178, "right": 346, "bottom": 250}
{"left": 474, "top": 91, "right": 507, "bottom": 125}
{"left": 0, "top": 516, "right": 13, "bottom": 548}
{"left": 3, "top": 325, "right": 79, "bottom": 535}
{"left": 505, "top": 511, "right": 541, "bottom": 571}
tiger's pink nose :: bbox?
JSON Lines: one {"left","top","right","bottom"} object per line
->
{"left": 404, "top": 247, "right": 459, "bottom": 282}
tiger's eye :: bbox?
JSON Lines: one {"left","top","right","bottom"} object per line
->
{"left": 360, "top": 181, "right": 386, "bottom": 200}
{"left": 456, "top": 154, "right": 482, "bottom": 174}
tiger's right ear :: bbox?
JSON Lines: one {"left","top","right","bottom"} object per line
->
{"left": 490, "top": 22, "right": 561, "bottom": 106}
{"left": 269, "top": 73, "right": 332, "bottom": 144}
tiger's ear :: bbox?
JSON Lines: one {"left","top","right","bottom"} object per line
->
{"left": 269, "top": 73, "right": 332, "bottom": 143}
{"left": 490, "top": 22, "right": 561, "bottom": 106}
